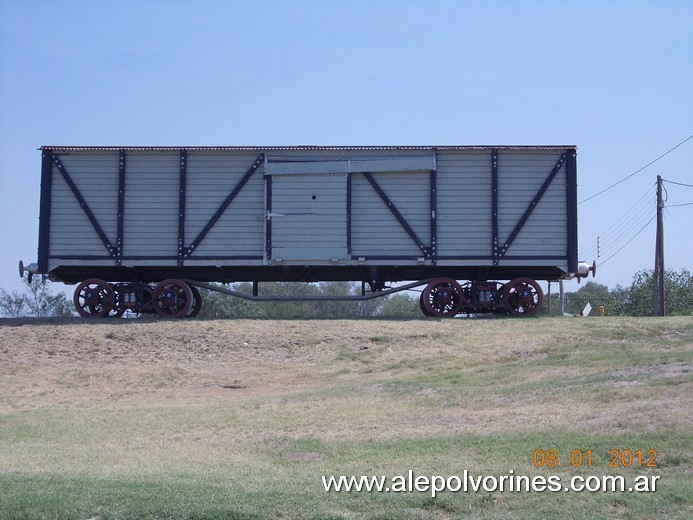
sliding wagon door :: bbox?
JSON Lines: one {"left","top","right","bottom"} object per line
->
{"left": 268, "top": 172, "right": 348, "bottom": 261}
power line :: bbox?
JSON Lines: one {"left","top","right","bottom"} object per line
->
{"left": 585, "top": 208, "right": 652, "bottom": 258}
{"left": 579, "top": 134, "right": 693, "bottom": 204}
{"left": 595, "top": 211, "right": 654, "bottom": 259}
{"left": 666, "top": 202, "right": 693, "bottom": 208}
{"left": 579, "top": 183, "right": 655, "bottom": 258}
{"left": 599, "top": 215, "right": 656, "bottom": 266}
{"left": 663, "top": 179, "right": 693, "bottom": 188}
{"left": 598, "top": 193, "right": 653, "bottom": 244}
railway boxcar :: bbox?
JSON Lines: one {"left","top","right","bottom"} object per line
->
{"left": 20, "top": 145, "right": 594, "bottom": 318}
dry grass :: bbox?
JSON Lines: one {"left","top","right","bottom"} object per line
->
{"left": 0, "top": 316, "right": 691, "bottom": 519}
{"left": 2, "top": 317, "right": 690, "bottom": 435}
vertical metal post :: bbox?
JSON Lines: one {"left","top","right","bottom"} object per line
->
{"left": 265, "top": 175, "right": 272, "bottom": 260}
{"left": 178, "top": 150, "right": 187, "bottom": 266}
{"left": 653, "top": 175, "right": 665, "bottom": 316}
{"left": 116, "top": 150, "right": 126, "bottom": 266}
{"left": 565, "top": 149, "right": 578, "bottom": 273}
{"left": 491, "top": 148, "right": 499, "bottom": 265}
{"left": 547, "top": 282, "right": 552, "bottom": 316}
{"left": 430, "top": 168, "right": 437, "bottom": 265}
{"left": 37, "top": 149, "right": 54, "bottom": 273}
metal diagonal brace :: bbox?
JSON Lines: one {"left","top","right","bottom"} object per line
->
{"left": 362, "top": 172, "right": 431, "bottom": 258}
{"left": 185, "top": 153, "right": 265, "bottom": 258}
{"left": 497, "top": 153, "right": 567, "bottom": 258}
{"left": 53, "top": 156, "right": 116, "bottom": 259}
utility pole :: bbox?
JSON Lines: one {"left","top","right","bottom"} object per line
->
{"left": 653, "top": 175, "right": 665, "bottom": 316}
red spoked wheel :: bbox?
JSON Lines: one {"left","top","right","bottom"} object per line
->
{"left": 107, "top": 286, "right": 126, "bottom": 318}
{"left": 153, "top": 279, "right": 193, "bottom": 318}
{"left": 419, "top": 292, "right": 433, "bottom": 317}
{"left": 186, "top": 285, "right": 202, "bottom": 318}
{"left": 73, "top": 278, "right": 114, "bottom": 318}
{"left": 421, "top": 278, "right": 465, "bottom": 318}
{"left": 502, "top": 277, "right": 543, "bottom": 316}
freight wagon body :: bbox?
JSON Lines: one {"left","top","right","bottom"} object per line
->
{"left": 21, "top": 145, "right": 594, "bottom": 318}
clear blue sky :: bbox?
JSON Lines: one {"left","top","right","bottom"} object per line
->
{"left": 1, "top": 0, "right": 691, "bottom": 296}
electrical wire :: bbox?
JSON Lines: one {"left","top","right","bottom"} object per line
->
{"left": 580, "top": 193, "right": 652, "bottom": 255}
{"left": 596, "top": 209, "right": 655, "bottom": 258}
{"left": 663, "top": 179, "right": 693, "bottom": 188}
{"left": 598, "top": 215, "right": 656, "bottom": 266}
{"left": 596, "top": 191, "right": 654, "bottom": 244}
{"left": 581, "top": 205, "right": 653, "bottom": 259}
{"left": 666, "top": 202, "right": 693, "bottom": 208}
{"left": 579, "top": 183, "right": 655, "bottom": 258}
{"left": 579, "top": 134, "right": 693, "bottom": 204}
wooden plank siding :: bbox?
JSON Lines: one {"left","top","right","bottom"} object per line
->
{"left": 436, "top": 150, "right": 492, "bottom": 258}
{"left": 122, "top": 153, "right": 179, "bottom": 261}
{"left": 43, "top": 146, "right": 576, "bottom": 277}
{"left": 184, "top": 152, "right": 264, "bottom": 261}
{"left": 496, "top": 152, "right": 567, "bottom": 258}
{"left": 49, "top": 153, "right": 119, "bottom": 260}
{"left": 351, "top": 171, "right": 430, "bottom": 258}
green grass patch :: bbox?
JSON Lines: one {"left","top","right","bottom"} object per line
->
{"left": 0, "top": 316, "right": 691, "bottom": 519}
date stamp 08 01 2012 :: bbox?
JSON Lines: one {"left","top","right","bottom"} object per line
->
{"left": 533, "top": 449, "right": 658, "bottom": 469}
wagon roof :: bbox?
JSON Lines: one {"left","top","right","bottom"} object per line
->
{"left": 41, "top": 145, "right": 576, "bottom": 152}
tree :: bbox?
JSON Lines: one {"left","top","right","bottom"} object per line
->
{"left": 378, "top": 293, "right": 420, "bottom": 318}
{"left": 562, "top": 282, "right": 621, "bottom": 316}
{"left": 0, "top": 289, "right": 28, "bottom": 318}
{"left": 194, "top": 281, "right": 388, "bottom": 319}
{"left": 624, "top": 268, "right": 693, "bottom": 316}
{"left": 0, "top": 277, "right": 73, "bottom": 318}
{"left": 197, "top": 283, "right": 266, "bottom": 319}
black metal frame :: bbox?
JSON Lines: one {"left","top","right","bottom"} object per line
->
{"left": 265, "top": 173, "right": 272, "bottom": 260}
{"left": 37, "top": 150, "right": 54, "bottom": 272}
{"left": 491, "top": 148, "right": 499, "bottom": 266}
{"left": 177, "top": 150, "right": 187, "bottom": 266}
{"left": 565, "top": 148, "right": 578, "bottom": 272}
{"left": 115, "top": 150, "right": 126, "bottom": 266}
{"left": 186, "top": 278, "right": 435, "bottom": 302}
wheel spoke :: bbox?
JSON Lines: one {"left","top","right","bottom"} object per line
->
{"left": 421, "top": 278, "right": 465, "bottom": 318}
{"left": 153, "top": 279, "right": 193, "bottom": 318}
{"left": 186, "top": 285, "right": 202, "bottom": 318}
{"left": 73, "top": 279, "right": 114, "bottom": 318}
{"left": 502, "top": 277, "right": 543, "bottom": 316}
